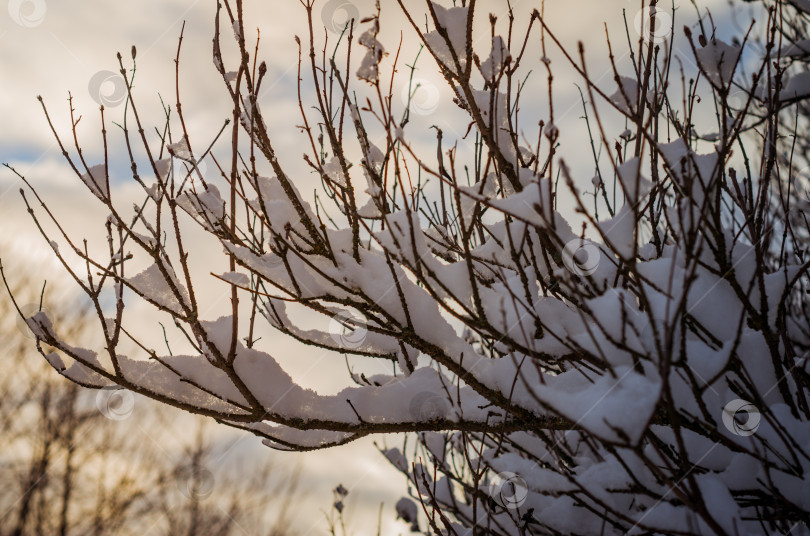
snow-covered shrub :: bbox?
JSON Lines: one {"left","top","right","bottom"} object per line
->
{"left": 5, "top": 0, "right": 810, "bottom": 534}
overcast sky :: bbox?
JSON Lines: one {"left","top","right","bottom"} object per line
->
{"left": 0, "top": 0, "right": 738, "bottom": 533}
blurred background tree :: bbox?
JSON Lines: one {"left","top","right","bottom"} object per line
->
{"left": 0, "top": 275, "right": 301, "bottom": 536}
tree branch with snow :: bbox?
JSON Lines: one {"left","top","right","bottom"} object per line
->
{"left": 4, "top": 0, "right": 810, "bottom": 533}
